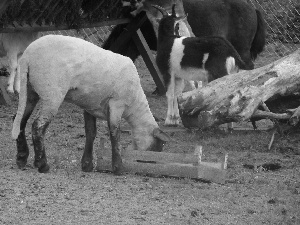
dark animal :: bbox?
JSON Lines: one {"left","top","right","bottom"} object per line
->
{"left": 106, "top": 0, "right": 265, "bottom": 69}
{"left": 180, "top": 0, "right": 265, "bottom": 69}
{"left": 154, "top": 4, "right": 251, "bottom": 126}
{"left": 101, "top": 2, "right": 157, "bottom": 61}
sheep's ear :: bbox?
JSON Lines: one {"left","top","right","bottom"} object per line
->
{"left": 153, "top": 128, "right": 171, "bottom": 142}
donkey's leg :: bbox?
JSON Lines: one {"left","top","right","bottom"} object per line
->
{"left": 81, "top": 111, "right": 97, "bottom": 172}
{"left": 165, "top": 75, "right": 176, "bottom": 126}
{"left": 16, "top": 88, "right": 39, "bottom": 169}
{"left": 107, "top": 100, "right": 125, "bottom": 175}
{"left": 32, "top": 98, "right": 63, "bottom": 173}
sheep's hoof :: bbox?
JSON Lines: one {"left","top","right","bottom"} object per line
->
{"left": 16, "top": 152, "right": 29, "bottom": 169}
{"left": 113, "top": 167, "right": 123, "bottom": 175}
{"left": 164, "top": 116, "right": 180, "bottom": 126}
{"left": 82, "top": 161, "right": 93, "bottom": 172}
{"left": 16, "top": 159, "right": 27, "bottom": 169}
{"left": 112, "top": 163, "right": 123, "bottom": 175}
{"left": 38, "top": 164, "right": 50, "bottom": 173}
{"left": 34, "top": 159, "right": 50, "bottom": 173}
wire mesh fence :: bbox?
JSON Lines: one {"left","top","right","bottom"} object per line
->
{"left": 247, "top": 0, "right": 300, "bottom": 66}
{"left": 43, "top": 0, "right": 300, "bottom": 68}
{"left": 42, "top": 26, "right": 114, "bottom": 47}
{"left": 1, "top": 0, "right": 299, "bottom": 70}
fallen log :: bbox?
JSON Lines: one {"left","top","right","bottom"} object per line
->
{"left": 178, "top": 49, "right": 300, "bottom": 128}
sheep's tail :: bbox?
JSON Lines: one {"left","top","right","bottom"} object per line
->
{"left": 12, "top": 57, "right": 29, "bottom": 140}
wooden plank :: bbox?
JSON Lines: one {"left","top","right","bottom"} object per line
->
{"left": 121, "top": 126, "right": 187, "bottom": 133}
{"left": 197, "top": 164, "right": 226, "bottom": 184}
{"left": 99, "top": 145, "right": 225, "bottom": 169}
{"left": 96, "top": 157, "right": 226, "bottom": 184}
{"left": 99, "top": 146, "right": 199, "bottom": 164}
{"left": 108, "top": 12, "right": 148, "bottom": 53}
{"left": 97, "top": 157, "right": 199, "bottom": 178}
{"left": 122, "top": 147, "right": 199, "bottom": 165}
{"left": 132, "top": 29, "right": 165, "bottom": 95}
{"left": 0, "top": 18, "right": 131, "bottom": 33}
{"left": 95, "top": 139, "right": 226, "bottom": 183}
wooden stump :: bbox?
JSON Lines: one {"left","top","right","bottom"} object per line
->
{"left": 178, "top": 49, "right": 300, "bottom": 129}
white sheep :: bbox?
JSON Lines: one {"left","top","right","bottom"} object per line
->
{"left": 0, "top": 31, "right": 39, "bottom": 93}
{"left": 12, "top": 35, "right": 170, "bottom": 174}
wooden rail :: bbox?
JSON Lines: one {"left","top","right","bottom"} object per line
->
{"left": 0, "top": 18, "right": 131, "bottom": 33}
{"left": 0, "top": 2, "right": 166, "bottom": 105}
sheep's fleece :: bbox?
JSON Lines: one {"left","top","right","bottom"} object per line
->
{"left": 12, "top": 35, "right": 160, "bottom": 142}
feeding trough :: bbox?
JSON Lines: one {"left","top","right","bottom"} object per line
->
{"left": 96, "top": 138, "right": 228, "bottom": 184}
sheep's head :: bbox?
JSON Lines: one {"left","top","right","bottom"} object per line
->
{"left": 152, "top": 4, "right": 188, "bottom": 37}
{"left": 132, "top": 127, "right": 170, "bottom": 152}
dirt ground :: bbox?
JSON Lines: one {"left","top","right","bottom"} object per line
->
{"left": 0, "top": 53, "right": 300, "bottom": 225}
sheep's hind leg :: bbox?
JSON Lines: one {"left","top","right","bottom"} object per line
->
{"left": 107, "top": 100, "right": 125, "bottom": 175}
{"left": 16, "top": 88, "right": 39, "bottom": 169}
{"left": 32, "top": 99, "right": 63, "bottom": 173}
{"left": 81, "top": 111, "right": 97, "bottom": 172}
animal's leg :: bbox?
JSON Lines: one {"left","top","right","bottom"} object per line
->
{"left": 7, "top": 53, "right": 18, "bottom": 93}
{"left": 14, "top": 63, "right": 21, "bottom": 93}
{"left": 32, "top": 99, "right": 63, "bottom": 173}
{"left": 107, "top": 100, "right": 125, "bottom": 175}
{"left": 16, "top": 88, "right": 39, "bottom": 169}
{"left": 165, "top": 75, "right": 176, "bottom": 126}
{"left": 173, "top": 78, "right": 185, "bottom": 125}
{"left": 81, "top": 111, "right": 97, "bottom": 172}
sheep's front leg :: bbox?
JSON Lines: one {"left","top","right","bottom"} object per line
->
{"left": 81, "top": 111, "right": 97, "bottom": 172}
{"left": 107, "top": 100, "right": 124, "bottom": 175}
{"left": 32, "top": 117, "right": 51, "bottom": 173}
